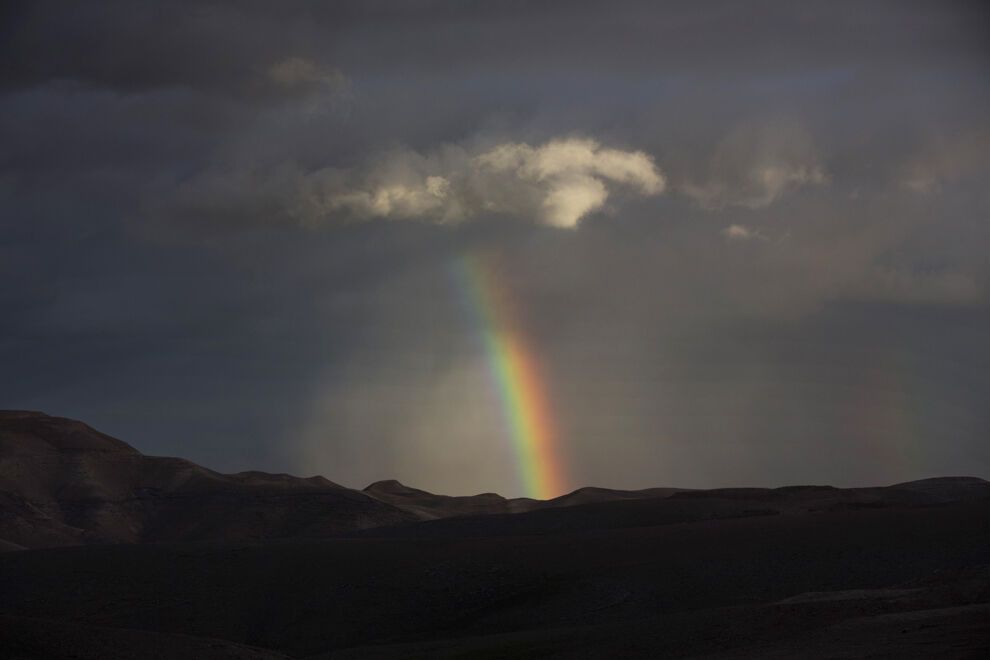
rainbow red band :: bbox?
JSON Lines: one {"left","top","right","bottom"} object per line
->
{"left": 453, "top": 253, "right": 567, "bottom": 500}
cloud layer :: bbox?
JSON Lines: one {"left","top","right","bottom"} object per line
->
{"left": 680, "top": 120, "right": 827, "bottom": 210}
{"left": 165, "top": 138, "right": 665, "bottom": 229}
{"left": 322, "top": 138, "right": 665, "bottom": 228}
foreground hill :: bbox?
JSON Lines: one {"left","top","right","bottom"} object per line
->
{"left": 1, "top": 499, "right": 987, "bottom": 658}
{"left": 0, "top": 411, "right": 414, "bottom": 547}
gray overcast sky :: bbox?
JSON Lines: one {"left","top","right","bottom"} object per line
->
{"left": 2, "top": 0, "right": 988, "bottom": 496}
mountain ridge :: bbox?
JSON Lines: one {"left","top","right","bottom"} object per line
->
{"left": 2, "top": 411, "right": 988, "bottom": 549}
{"left": 0, "top": 411, "right": 414, "bottom": 548}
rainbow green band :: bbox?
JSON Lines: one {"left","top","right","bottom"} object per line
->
{"left": 453, "top": 253, "right": 567, "bottom": 500}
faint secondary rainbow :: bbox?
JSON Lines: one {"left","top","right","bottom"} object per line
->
{"left": 451, "top": 253, "right": 567, "bottom": 500}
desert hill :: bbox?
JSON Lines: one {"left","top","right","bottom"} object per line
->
{"left": 2, "top": 411, "right": 989, "bottom": 550}
{"left": 363, "top": 479, "right": 518, "bottom": 518}
{"left": 363, "top": 479, "right": 692, "bottom": 519}
{"left": 359, "top": 476, "right": 990, "bottom": 539}
{"left": 0, "top": 411, "right": 415, "bottom": 548}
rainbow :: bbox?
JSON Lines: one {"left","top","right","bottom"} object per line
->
{"left": 452, "top": 253, "right": 567, "bottom": 500}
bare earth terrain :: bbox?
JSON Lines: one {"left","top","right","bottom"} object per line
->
{"left": 1, "top": 411, "right": 988, "bottom": 658}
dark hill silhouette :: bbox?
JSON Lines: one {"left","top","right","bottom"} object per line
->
{"left": 364, "top": 479, "right": 518, "bottom": 518}
{"left": 363, "top": 479, "right": 693, "bottom": 519}
{"left": 540, "top": 484, "right": 691, "bottom": 507}
{"left": 2, "top": 411, "right": 989, "bottom": 549}
{"left": 0, "top": 411, "right": 414, "bottom": 547}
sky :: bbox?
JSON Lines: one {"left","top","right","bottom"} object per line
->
{"left": 2, "top": 0, "right": 989, "bottom": 496}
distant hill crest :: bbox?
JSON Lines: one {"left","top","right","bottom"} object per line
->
{"left": 2, "top": 411, "right": 988, "bottom": 550}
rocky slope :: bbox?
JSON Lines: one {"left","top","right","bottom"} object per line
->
{"left": 0, "top": 411, "right": 415, "bottom": 548}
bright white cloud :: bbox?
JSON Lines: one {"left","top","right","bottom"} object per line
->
{"left": 329, "top": 180, "right": 450, "bottom": 218}
{"left": 319, "top": 137, "right": 665, "bottom": 228}
{"left": 542, "top": 174, "right": 608, "bottom": 228}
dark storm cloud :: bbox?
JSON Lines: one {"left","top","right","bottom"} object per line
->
{"left": 1, "top": 0, "right": 988, "bottom": 493}
{"left": 5, "top": 1, "right": 987, "bottom": 95}
{"left": 1, "top": 0, "right": 330, "bottom": 97}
